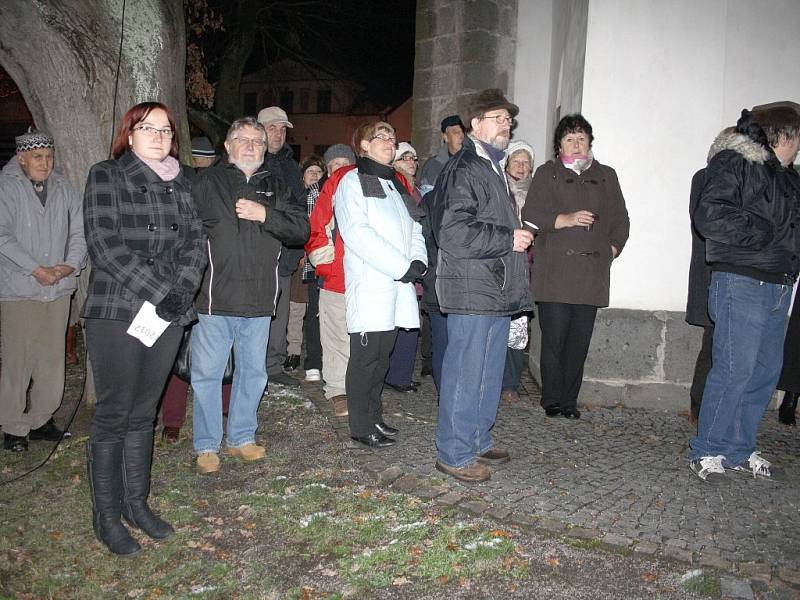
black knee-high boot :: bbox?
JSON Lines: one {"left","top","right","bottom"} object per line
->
{"left": 779, "top": 391, "right": 798, "bottom": 426}
{"left": 121, "top": 430, "right": 174, "bottom": 539}
{"left": 86, "top": 441, "right": 141, "bottom": 556}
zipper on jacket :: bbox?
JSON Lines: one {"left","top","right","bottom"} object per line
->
{"left": 205, "top": 239, "right": 214, "bottom": 315}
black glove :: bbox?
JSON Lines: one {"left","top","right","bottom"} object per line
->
{"left": 155, "top": 290, "right": 191, "bottom": 322}
{"left": 399, "top": 260, "right": 427, "bottom": 283}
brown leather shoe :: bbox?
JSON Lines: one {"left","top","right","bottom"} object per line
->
{"left": 226, "top": 443, "right": 266, "bottom": 461}
{"left": 435, "top": 460, "right": 490, "bottom": 482}
{"left": 196, "top": 452, "right": 220, "bottom": 474}
{"left": 331, "top": 395, "right": 348, "bottom": 417}
{"left": 477, "top": 447, "right": 511, "bottom": 465}
{"left": 161, "top": 426, "right": 180, "bottom": 444}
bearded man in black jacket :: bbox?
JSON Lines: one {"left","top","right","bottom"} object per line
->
{"left": 689, "top": 103, "right": 800, "bottom": 482}
{"left": 191, "top": 117, "right": 309, "bottom": 475}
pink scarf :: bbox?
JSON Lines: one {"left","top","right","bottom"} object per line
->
{"left": 134, "top": 152, "right": 181, "bottom": 181}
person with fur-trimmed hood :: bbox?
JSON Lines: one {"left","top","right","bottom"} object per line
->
{"left": 427, "top": 89, "right": 534, "bottom": 483}
{"left": 688, "top": 103, "right": 800, "bottom": 482}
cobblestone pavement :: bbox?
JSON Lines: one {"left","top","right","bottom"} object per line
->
{"left": 309, "top": 366, "right": 800, "bottom": 583}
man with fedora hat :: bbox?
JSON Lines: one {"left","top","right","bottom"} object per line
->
{"left": 426, "top": 89, "right": 533, "bottom": 482}
{"left": 689, "top": 101, "right": 800, "bottom": 481}
{"left": 0, "top": 130, "right": 86, "bottom": 451}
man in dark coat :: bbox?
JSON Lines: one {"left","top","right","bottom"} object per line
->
{"left": 191, "top": 116, "right": 309, "bottom": 474}
{"left": 685, "top": 127, "right": 735, "bottom": 425}
{"left": 689, "top": 103, "right": 800, "bottom": 481}
{"left": 427, "top": 89, "right": 533, "bottom": 483}
{"left": 257, "top": 106, "right": 308, "bottom": 387}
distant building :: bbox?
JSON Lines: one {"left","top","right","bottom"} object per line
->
{"left": 240, "top": 59, "right": 411, "bottom": 160}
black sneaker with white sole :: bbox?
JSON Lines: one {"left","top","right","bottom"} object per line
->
{"left": 726, "top": 451, "right": 772, "bottom": 478}
{"left": 689, "top": 455, "right": 726, "bottom": 481}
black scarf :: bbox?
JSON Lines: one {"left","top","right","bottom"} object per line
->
{"left": 356, "top": 156, "right": 421, "bottom": 221}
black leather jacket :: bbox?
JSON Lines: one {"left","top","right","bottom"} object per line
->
{"left": 694, "top": 133, "right": 800, "bottom": 282}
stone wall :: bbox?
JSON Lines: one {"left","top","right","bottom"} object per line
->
{"left": 412, "top": 0, "right": 518, "bottom": 160}
{"left": 528, "top": 308, "right": 701, "bottom": 411}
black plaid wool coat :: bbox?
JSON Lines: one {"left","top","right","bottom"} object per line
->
{"left": 82, "top": 151, "right": 207, "bottom": 326}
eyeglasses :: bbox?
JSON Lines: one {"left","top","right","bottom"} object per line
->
{"left": 479, "top": 114, "right": 515, "bottom": 126}
{"left": 398, "top": 156, "right": 418, "bottom": 162}
{"left": 371, "top": 132, "right": 397, "bottom": 145}
{"left": 231, "top": 137, "right": 266, "bottom": 148}
{"left": 133, "top": 126, "right": 174, "bottom": 138}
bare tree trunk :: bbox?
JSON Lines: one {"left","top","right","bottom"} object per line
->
{"left": 0, "top": 0, "right": 188, "bottom": 192}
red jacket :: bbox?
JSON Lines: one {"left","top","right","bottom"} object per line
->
{"left": 306, "top": 164, "right": 413, "bottom": 294}
{"left": 305, "top": 165, "right": 355, "bottom": 293}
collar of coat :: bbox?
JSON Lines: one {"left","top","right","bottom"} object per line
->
{"left": 118, "top": 150, "right": 189, "bottom": 187}
{"left": 706, "top": 131, "right": 773, "bottom": 165}
{"left": 464, "top": 135, "right": 510, "bottom": 193}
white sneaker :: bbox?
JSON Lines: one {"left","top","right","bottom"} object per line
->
{"left": 305, "top": 369, "right": 321, "bottom": 382}
{"left": 689, "top": 455, "right": 726, "bottom": 481}
{"left": 728, "top": 451, "right": 771, "bottom": 478}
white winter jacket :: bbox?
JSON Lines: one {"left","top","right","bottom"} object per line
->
{"left": 334, "top": 168, "right": 427, "bottom": 334}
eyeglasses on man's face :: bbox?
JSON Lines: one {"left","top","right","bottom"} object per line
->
{"left": 479, "top": 113, "right": 515, "bottom": 126}
{"left": 371, "top": 132, "right": 397, "bottom": 145}
{"left": 134, "top": 125, "right": 174, "bottom": 139}
{"left": 231, "top": 137, "right": 267, "bottom": 148}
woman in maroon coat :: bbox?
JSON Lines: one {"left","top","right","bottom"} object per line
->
{"left": 521, "top": 114, "right": 630, "bottom": 419}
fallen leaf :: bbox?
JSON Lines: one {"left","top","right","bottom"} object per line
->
{"left": 409, "top": 545, "right": 424, "bottom": 556}
{"left": 447, "top": 540, "right": 458, "bottom": 551}
{"left": 437, "top": 575, "right": 450, "bottom": 585}
{"left": 489, "top": 529, "right": 512, "bottom": 539}
{"left": 641, "top": 571, "right": 658, "bottom": 583}
{"left": 392, "top": 576, "right": 410, "bottom": 586}
{"left": 320, "top": 568, "right": 337, "bottom": 577}
{"left": 545, "top": 554, "right": 560, "bottom": 567}
{"left": 50, "top": 530, "right": 62, "bottom": 541}
{"left": 300, "top": 586, "right": 313, "bottom": 600}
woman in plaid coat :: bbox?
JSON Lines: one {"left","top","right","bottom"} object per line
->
{"left": 82, "top": 102, "right": 206, "bottom": 556}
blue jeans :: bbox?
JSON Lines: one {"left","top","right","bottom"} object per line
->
{"left": 436, "top": 314, "right": 510, "bottom": 467}
{"left": 191, "top": 314, "right": 271, "bottom": 454}
{"left": 689, "top": 272, "right": 791, "bottom": 467}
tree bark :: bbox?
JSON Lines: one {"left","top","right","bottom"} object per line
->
{"left": 0, "top": 0, "right": 189, "bottom": 192}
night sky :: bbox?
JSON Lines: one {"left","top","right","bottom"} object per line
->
{"left": 204, "top": 0, "right": 417, "bottom": 107}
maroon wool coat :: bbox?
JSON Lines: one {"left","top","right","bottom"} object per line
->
{"left": 521, "top": 158, "right": 629, "bottom": 307}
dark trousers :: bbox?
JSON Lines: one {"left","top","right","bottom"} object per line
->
{"left": 385, "top": 328, "right": 419, "bottom": 386}
{"left": 346, "top": 329, "right": 398, "bottom": 437}
{"left": 86, "top": 318, "right": 183, "bottom": 442}
{"left": 304, "top": 281, "right": 322, "bottom": 370}
{"left": 420, "top": 308, "right": 432, "bottom": 370}
{"left": 689, "top": 324, "right": 714, "bottom": 421}
{"left": 537, "top": 302, "right": 598, "bottom": 411}
{"left": 778, "top": 292, "right": 800, "bottom": 393}
{"left": 428, "top": 310, "right": 448, "bottom": 392}
{"left": 266, "top": 274, "right": 291, "bottom": 376}
{"left": 502, "top": 347, "right": 525, "bottom": 392}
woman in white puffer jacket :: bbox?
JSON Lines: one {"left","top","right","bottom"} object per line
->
{"left": 334, "top": 121, "right": 427, "bottom": 448}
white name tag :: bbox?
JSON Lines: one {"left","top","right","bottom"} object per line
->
{"left": 126, "top": 301, "right": 170, "bottom": 347}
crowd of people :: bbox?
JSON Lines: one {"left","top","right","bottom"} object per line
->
{"left": 0, "top": 89, "right": 798, "bottom": 555}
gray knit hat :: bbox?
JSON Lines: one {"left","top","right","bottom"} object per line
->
{"left": 191, "top": 136, "right": 215, "bottom": 158}
{"left": 16, "top": 129, "right": 54, "bottom": 153}
{"left": 323, "top": 143, "right": 356, "bottom": 166}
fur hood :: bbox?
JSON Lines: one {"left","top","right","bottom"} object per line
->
{"left": 707, "top": 131, "right": 771, "bottom": 165}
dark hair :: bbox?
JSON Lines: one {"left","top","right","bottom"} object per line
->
{"left": 300, "top": 154, "right": 325, "bottom": 177}
{"left": 735, "top": 110, "right": 770, "bottom": 149}
{"left": 553, "top": 113, "right": 594, "bottom": 158}
{"left": 352, "top": 121, "right": 394, "bottom": 156}
{"left": 111, "top": 102, "right": 179, "bottom": 159}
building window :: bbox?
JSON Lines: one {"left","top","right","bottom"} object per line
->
{"left": 289, "top": 144, "right": 301, "bottom": 160}
{"left": 243, "top": 92, "right": 257, "bottom": 115}
{"left": 316, "top": 89, "right": 332, "bottom": 114}
{"left": 280, "top": 89, "right": 294, "bottom": 113}
{"left": 262, "top": 89, "right": 273, "bottom": 107}
{"left": 313, "top": 144, "right": 327, "bottom": 157}
{"left": 299, "top": 88, "right": 310, "bottom": 113}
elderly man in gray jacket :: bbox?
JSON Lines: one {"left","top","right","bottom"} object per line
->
{"left": 0, "top": 130, "right": 86, "bottom": 452}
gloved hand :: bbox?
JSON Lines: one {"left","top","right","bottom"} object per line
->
{"left": 399, "top": 260, "right": 427, "bottom": 283}
{"left": 155, "top": 290, "right": 191, "bottom": 322}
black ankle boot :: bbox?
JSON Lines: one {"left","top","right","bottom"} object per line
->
{"left": 86, "top": 441, "right": 141, "bottom": 556}
{"left": 779, "top": 391, "right": 798, "bottom": 426}
{"left": 121, "top": 431, "right": 174, "bottom": 539}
